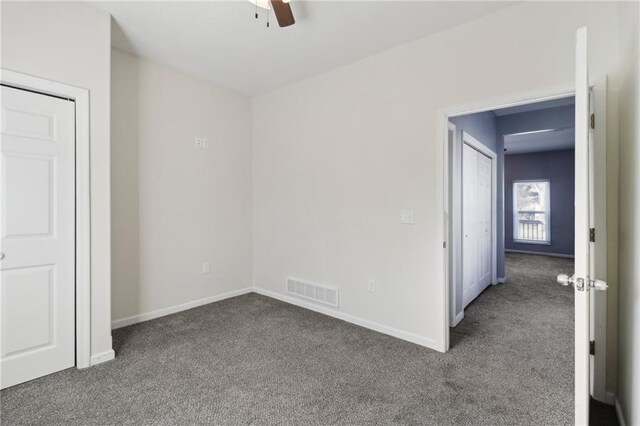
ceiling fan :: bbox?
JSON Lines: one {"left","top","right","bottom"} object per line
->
{"left": 248, "top": 0, "right": 295, "bottom": 28}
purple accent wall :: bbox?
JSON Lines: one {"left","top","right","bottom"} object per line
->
{"left": 496, "top": 102, "right": 575, "bottom": 262}
{"left": 504, "top": 149, "right": 575, "bottom": 256}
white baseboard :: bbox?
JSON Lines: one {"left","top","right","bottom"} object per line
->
{"left": 615, "top": 397, "right": 627, "bottom": 426}
{"left": 90, "top": 349, "right": 115, "bottom": 366}
{"left": 497, "top": 277, "right": 506, "bottom": 284}
{"left": 111, "top": 287, "right": 253, "bottom": 329}
{"left": 505, "top": 249, "right": 574, "bottom": 259}
{"left": 253, "top": 287, "right": 443, "bottom": 352}
{"left": 451, "top": 311, "right": 464, "bottom": 327}
{"left": 605, "top": 391, "right": 616, "bottom": 405}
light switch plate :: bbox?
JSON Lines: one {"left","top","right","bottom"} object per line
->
{"left": 401, "top": 209, "right": 415, "bottom": 224}
{"left": 367, "top": 279, "right": 376, "bottom": 293}
{"left": 202, "top": 261, "right": 210, "bottom": 274}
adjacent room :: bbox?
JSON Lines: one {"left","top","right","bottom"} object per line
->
{"left": 446, "top": 99, "right": 582, "bottom": 412}
{"left": 1, "top": 1, "right": 639, "bottom": 425}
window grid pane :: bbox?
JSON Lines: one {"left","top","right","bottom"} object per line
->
{"left": 513, "top": 181, "right": 550, "bottom": 243}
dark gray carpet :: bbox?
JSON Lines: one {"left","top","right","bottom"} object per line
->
{"left": 0, "top": 253, "right": 617, "bottom": 425}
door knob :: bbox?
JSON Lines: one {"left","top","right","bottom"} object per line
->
{"left": 557, "top": 274, "right": 573, "bottom": 286}
{"left": 0, "top": 252, "right": 4, "bottom": 260}
{"left": 590, "top": 279, "right": 608, "bottom": 291}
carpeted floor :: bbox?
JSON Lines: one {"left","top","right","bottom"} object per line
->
{"left": 1, "top": 253, "right": 618, "bottom": 425}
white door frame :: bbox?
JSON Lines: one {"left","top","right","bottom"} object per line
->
{"left": 446, "top": 122, "right": 458, "bottom": 326}
{"left": 435, "top": 79, "right": 609, "bottom": 403}
{"left": 1, "top": 69, "right": 91, "bottom": 369}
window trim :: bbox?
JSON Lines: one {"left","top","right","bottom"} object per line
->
{"left": 512, "top": 179, "right": 551, "bottom": 245}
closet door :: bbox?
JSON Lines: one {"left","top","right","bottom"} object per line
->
{"left": 477, "top": 152, "right": 492, "bottom": 287}
{"left": 462, "top": 142, "right": 492, "bottom": 308}
{"left": 462, "top": 143, "right": 479, "bottom": 307}
{"left": 1, "top": 86, "right": 76, "bottom": 389}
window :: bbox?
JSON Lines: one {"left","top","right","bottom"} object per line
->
{"left": 513, "top": 180, "right": 550, "bottom": 244}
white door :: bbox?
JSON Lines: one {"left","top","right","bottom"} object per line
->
{"left": 462, "top": 142, "right": 492, "bottom": 307}
{"left": 0, "top": 85, "right": 76, "bottom": 389}
{"left": 477, "top": 152, "right": 492, "bottom": 288}
{"left": 557, "top": 27, "right": 599, "bottom": 425}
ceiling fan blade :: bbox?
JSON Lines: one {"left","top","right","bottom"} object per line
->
{"left": 270, "top": 0, "right": 295, "bottom": 27}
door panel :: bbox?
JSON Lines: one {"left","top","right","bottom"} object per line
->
{"left": 477, "top": 152, "right": 492, "bottom": 286}
{"left": 2, "top": 265, "right": 54, "bottom": 357}
{"left": 462, "top": 143, "right": 478, "bottom": 305}
{"left": 573, "top": 26, "right": 591, "bottom": 425}
{"left": 0, "top": 86, "right": 75, "bottom": 389}
{"left": 3, "top": 154, "right": 54, "bottom": 237}
{"left": 462, "top": 142, "right": 493, "bottom": 308}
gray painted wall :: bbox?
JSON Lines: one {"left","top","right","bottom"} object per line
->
{"left": 504, "top": 149, "right": 575, "bottom": 256}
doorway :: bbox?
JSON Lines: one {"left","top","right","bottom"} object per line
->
{"left": 437, "top": 80, "right": 610, "bottom": 413}
{"left": 448, "top": 96, "right": 579, "bottom": 332}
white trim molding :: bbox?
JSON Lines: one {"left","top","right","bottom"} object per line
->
{"left": 111, "top": 286, "right": 442, "bottom": 353}
{"left": 0, "top": 68, "right": 93, "bottom": 369}
{"left": 111, "top": 287, "right": 253, "bottom": 329}
{"left": 446, "top": 122, "right": 456, "bottom": 327}
{"left": 254, "top": 287, "right": 442, "bottom": 352}
{"left": 451, "top": 311, "right": 464, "bottom": 327}
{"left": 605, "top": 391, "right": 616, "bottom": 406}
{"left": 615, "top": 397, "right": 626, "bottom": 426}
{"left": 505, "top": 249, "right": 574, "bottom": 259}
{"left": 90, "top": 350, "right": 115, "bottom": 366}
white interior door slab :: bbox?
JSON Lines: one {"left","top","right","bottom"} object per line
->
{"left": 462, "top": 142, "right": 492, "bottom": 308}
{"left": 477, "top": 152, "right": 492, "bottom": 288}
{"left": 1, "top": 85, "right": 75, "bottom": 389}
{"left": 573, "top": 26, "right": 595, "bottom": 426}
{"left": 462, "top": 143, "right": 478, "bottom": 306}
{"left": 557, "top": 27, "right": 596, "bottom": 425}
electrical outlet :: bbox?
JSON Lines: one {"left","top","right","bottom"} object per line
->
{"left": 202, "top": 261, "right": 210, "bottom": 274}
{"left": 202, "top": 138, "right": 209, "bottom": 148}
{"left": 367, "top": 279, "right": 376, "bottom": 293}
{"left": 194, "top": 137, "right": 203, "bottom": 148}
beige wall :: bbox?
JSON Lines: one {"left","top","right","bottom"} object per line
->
{"left": 110, "top": 50, "right": 253, "bottom": 323}
{"left": 252, "top": 0, "right": 623, "bottom": 390}
{"left": 1, "top": 1, "right": 113, "bottom": 357}
{"left": 616, "top": 2, "right": 640, "bottom": 424}
{"left": 3, "top": 2, "right": 636, "bottom": 414}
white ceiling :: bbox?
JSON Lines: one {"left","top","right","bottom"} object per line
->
{"left": 504, "top": 128, "right": 575, "bottom": 155}
{"left": 92, "top": 1, "right": 516, "bottom": 95}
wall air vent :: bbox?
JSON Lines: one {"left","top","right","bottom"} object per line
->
{"left": 286, "top": 278, "right": 339, "bottom": 308}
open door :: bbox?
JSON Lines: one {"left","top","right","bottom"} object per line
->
{"left": 557, "top": 27, "right": 607, "bottom": 425}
